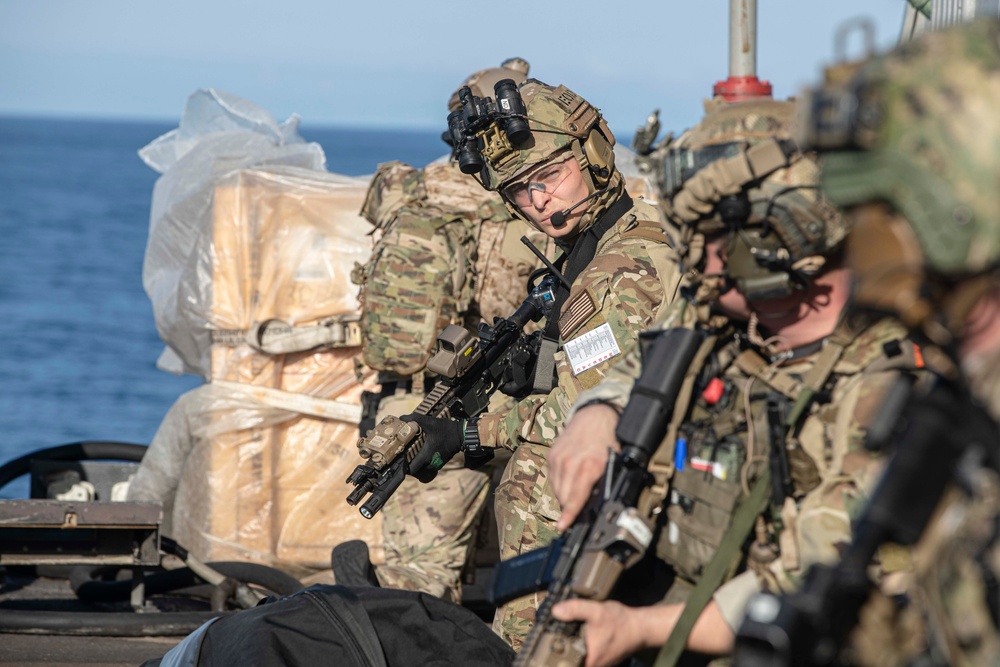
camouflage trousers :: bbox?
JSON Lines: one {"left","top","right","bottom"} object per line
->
{"left": 376, "top": 456, "right": 491, "bottom": 602}
{"left": 372, "top": 391, "right": 491, "bottom": 602}
{"left": 492, "top": 442, "right": 562, "bottom": 650}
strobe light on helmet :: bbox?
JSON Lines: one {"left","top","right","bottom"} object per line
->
{"left": 447, "top": 79, "right": 529, "bottom": 175}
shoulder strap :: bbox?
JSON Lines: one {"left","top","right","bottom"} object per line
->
{"left": 654, "top": 471, "right": 771, "bottom": 667}
{"left": 305, "top": 586, "right": 388, "bottom": 667}
{"left": 530, "top": 195, "right": 633, "bottom": 394}
{"left": 734, "top": 320, "right": 856, "bottom": 431}
{"left": 733, "top": 349, "right": 806, "bottom": 401}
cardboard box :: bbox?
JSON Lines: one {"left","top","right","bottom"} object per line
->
{"left": 171, "top": 168, "right": 383, "bottom": 570}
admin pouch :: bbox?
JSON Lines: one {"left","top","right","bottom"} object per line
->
{"left": 354, "top": 162, "right": 480, "bottom": 376}
{"left": 144, "top": 585, "right": 514, "bottom": 667}
{"left": 655, "top": 338, "right": 828, "bottom": 583}
{"left": 660, "top": 428, "right": 747, "bottom": 583}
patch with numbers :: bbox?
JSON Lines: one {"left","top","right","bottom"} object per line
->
{"left": 562, "top": 322, "right": 622, "bottom": 375}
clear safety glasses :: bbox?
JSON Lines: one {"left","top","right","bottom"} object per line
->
{"left": 502, "top": 153, "right": 576, "bottom": 207}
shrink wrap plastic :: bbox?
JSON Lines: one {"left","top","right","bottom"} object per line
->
{"left": 131, "top": 89, "right": 382, "bottom": 571}
{"left": 140, "top": 88, "right": 333, "bottom": 377}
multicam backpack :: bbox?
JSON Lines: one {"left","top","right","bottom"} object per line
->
{"left": 353, "top": 161, "right": 485, "bottom": 376}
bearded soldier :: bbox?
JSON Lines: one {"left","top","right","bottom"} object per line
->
{"left": 393, "top": 79, "right": 681, "bottom": 648}
{"left": 343, "top": 59, "right": 545, "bottom": 601}
{"left": 546, "top": 96, "right": 931, "bottom": 667}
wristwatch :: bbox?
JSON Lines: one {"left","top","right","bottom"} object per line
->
{"left": 462, "top": 415, "right": 493, "bottom": 468}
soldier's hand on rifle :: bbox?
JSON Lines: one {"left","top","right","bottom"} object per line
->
{"left": 399, "top": 413, "right": 465, "bottom": 483}
{"left": 550, "top": 402, "right": 621, "bottom": 531}
{"left": 552, "top": 598, "right": 733, "bottom": 666}
{"left": 550, "top": 598, "right": 652, "bottom": 667}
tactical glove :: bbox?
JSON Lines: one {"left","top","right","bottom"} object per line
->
{"left": 499, "top": 331, "right": 541, "bottom": 399}
{"left": 399, "top": 413, "right": 465, "bottom": 483}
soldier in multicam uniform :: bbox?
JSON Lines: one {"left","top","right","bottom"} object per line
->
{"left": 794, "top": 19, "right": 1000, "bottom": 666}
{"left": 345, "top": 59, "right": 544, "bottom": 601}
{"left": 544, "top": 96, "right": 931, "bottom": 667}
{"left": 396, "top": 80, "right": 681, "bottom": 649}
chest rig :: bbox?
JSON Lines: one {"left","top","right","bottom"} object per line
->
{"left": 655, "top": 324, "right": 855, "bottom": 584}
{"left": 653, "top": 316, "right": 928, "bottom": 667}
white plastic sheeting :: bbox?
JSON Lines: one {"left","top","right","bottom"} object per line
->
{"left": 141, "top": 88, "right": 335, "bottom": 377}
{"left": 131, "top": 89, "right": 382, "bottom": 570}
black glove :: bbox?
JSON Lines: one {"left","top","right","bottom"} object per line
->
{"left": 399, "top": 413, "right": 465, "bottom": 483}
{"left": 499, "top": 332, "right": 541, "bottom": 399}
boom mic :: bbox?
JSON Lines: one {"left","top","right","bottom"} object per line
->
{"left": 550, "top": 187, "right": 607, "bottom": 228}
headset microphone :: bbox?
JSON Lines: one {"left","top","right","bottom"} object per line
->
{"left": 549, "top": 188, "right": 607, "bottom": 228}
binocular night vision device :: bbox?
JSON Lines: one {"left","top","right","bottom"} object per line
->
{"left": 447, "top": 78, "right": 529, "bottom": 175}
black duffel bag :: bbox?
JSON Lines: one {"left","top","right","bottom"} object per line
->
{"left": 143, "top": 584, "right": 514, "bottom": 667}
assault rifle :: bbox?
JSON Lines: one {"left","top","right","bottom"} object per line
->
{"left": 732, "top": 375, "right": 1000, "bottom": 667}
{"left": 488, "top": 327, "right": 706, "bottom": 667}
{"left": 346, "top": 268, "right": 563, "bottom": 519}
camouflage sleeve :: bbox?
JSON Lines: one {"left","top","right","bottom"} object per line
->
{"left": 566, "top": 281, "right": 691, "bottom": 418}
{"left": 564, "top": 344, "right": 641, "bottom": 415}
{"left": 478, "top": 236, "right": 672, "bottom": 451}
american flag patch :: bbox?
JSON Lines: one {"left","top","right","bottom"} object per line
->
{"left": 559, "top": 289, "right": 599, "bottom": 339}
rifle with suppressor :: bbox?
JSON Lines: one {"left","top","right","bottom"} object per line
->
{"left": 345, "top": 266, "right": 563, "bottom": 519}
{"left": 732, "top": 375, "right": 1000, "bottom": 667}
{"left": 488, "top": 327, "right": 708, "bottom": 667}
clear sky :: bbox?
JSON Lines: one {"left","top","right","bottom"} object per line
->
{"left": 1, "top": 0, "right": 908, "bottom": 136}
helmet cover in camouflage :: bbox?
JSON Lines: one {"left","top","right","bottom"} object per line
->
{"left": 447, "top": 58, "right": 531, "bottom": 112}
{"left": 478, "top": 82, "right": 611, "bottom": 186}
{"left": 471, "top": 81, "right": 623, "bottom": 233}
{"left": 801, "top": 19, "right": 1000, "bottom": 279}
{"left": 666, "top": 98, "right": 847, "bottom": 302}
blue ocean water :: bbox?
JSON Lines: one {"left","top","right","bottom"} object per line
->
{"left": 0, "top": 116, "right": 445, "bottom": 498}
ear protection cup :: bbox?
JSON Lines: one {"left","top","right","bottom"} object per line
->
{"left": 582, "top": 126, "right": 616, "bottom": 188}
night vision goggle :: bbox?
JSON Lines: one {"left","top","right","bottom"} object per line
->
{"left": 446, "top": 79, "right": 529, "bottom": 176}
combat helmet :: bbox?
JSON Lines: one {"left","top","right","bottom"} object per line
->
{"left": 447, "top": 79, "right": 622, "bottom": 233}
{"left": 799, "top": 19, "right": 1000, "bottom": 345}
{"left": 665, "top": 97, "right": 847, "bottom": 304}
{"left": 447, "top": 58, "right": 531, "bottom": 112}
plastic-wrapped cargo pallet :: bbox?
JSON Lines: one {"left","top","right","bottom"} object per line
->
{"left": 129, "top": 89, "right": 382, "bottom": 575}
